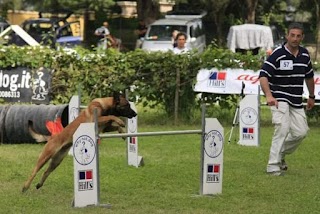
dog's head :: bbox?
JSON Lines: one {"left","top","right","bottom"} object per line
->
{"left": 112, "top": 92, "right": 137, "bottom": 119}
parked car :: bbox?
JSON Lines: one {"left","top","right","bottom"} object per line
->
{"left": 142, "top": 11, "right": 207, "bottom": 53}
{"left": 8, "top": 10, "right": 81, "bottom": 48}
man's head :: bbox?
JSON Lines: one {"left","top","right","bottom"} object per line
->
{"left": 286, "top": 22, "right": 304, "bottom": 49}
{"left": 175, "top": 32, "right": 187, "bottom": 49}
{"left": 103, "top": 21, "right": 109, "bottom": 28}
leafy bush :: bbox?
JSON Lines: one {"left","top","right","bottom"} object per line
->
{"left": 3, "top": 44, "right": 307, "bottom": 122}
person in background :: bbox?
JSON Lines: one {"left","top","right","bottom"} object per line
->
{"left": 259, "top": 22, "right": 315, "bottom": 176}
{"left": 173, "top": 32, "right": 189, "bottom": 54}
{"left": 94, "top": 21, "right": 115, "bottom": 49}
{"left": 135, "top": 19, "right": 147, "bottom": 49}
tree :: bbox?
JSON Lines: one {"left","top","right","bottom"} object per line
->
{"left": 19, "top": 0, "right": 115, "bottom": 12}
{"left": 17, "top": 0, "right": 116, "bottom": 46}
{"left": 204, "top": 0, "right": 231, "bottom": 45}
{"left": 174, "top": 0, "right": 232, "bottom": 45}
{"left": 300, "top": 0, "right": 320, "bottom": 60}
{"left": 0, "top": 0, "right": 14, "bottom": 18}
{"left": 313, "top": 0, "right": 320, "bottom": 60}
{"left": 245, "top": 0, "right": 258, "bottom": 23}
{"left": 136, "top": 0, "right": 161, "bottom": 25}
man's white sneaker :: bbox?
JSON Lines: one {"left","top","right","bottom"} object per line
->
{"left": 267, "top": 171, "right": 284, "bottom": 176}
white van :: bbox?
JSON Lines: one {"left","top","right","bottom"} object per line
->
{"left": 142, "top": 12, "right": 206, "bottom": 53}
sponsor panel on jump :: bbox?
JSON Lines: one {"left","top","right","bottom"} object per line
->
{"left": 194, "top": 68, "right": 320, "bottom": 99}
{"left": 201, "top": 118, "right": 224, "bottom": 195}
{"left": 73, "top": 123, "right": 99, "bottom": 207}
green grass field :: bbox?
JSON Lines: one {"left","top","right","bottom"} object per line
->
{"left": 1, "top": 120, "right": 320, "bottom": 214}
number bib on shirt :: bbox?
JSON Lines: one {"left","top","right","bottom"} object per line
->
{"left": 280, "top": 60, "right": 293, "bottom": 70}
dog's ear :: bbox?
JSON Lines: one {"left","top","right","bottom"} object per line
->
{"left": 113, "top": 91, "right": 121, "bottom": 104}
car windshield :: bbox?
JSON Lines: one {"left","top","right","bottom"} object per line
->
{"left": 25, "top": 22, "right": 53, "bottom": 35}
{"left": 146, "top": 25, "right": 187, "bottom": 41}
{"left": 58, "top": 25, "right": 73, "bottom": 37}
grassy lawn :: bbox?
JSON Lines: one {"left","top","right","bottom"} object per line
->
{"left": 1, "top": 120, "right": 319, "bottom": 214}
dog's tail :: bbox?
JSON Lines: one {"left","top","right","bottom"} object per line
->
{"left": 28, "top": 120, "right": 51, "bottom": 143}
{"left": 45, "top": 117, "right": 64, "bottom": 136}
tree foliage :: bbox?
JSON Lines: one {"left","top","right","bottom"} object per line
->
{"left": 136, "top": 0, "right": 161, "bottom": 24}
{"left": 0, "top": 0, "right": 14, "bottom": 17}
{"left": 16, "top": 0, "right": 115, "bottom": 12}
{"left": 2, "top": 0, "right": 314, "bottom": 47}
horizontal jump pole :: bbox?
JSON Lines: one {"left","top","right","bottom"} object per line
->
{"left": 99, "top": 129, "right": 202, "bottom": 139}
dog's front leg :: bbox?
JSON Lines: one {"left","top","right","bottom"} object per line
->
{"left": 103, "top": 121, "right": 125, "bottom": 133}
{"left": 102, "top": 121, "right": 126, "bottom": 140}
{"left": 36, "top": 142, "right": 73, "bottom": 190}
{"left": 98, "top": 115, "right": 125, "bottom": 127}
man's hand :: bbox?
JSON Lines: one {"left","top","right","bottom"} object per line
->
{"left": 266, "top": 95, "right": 278, "bottom": 108}
{"left": 306, "top": 98, "right": 315, "bottom": 110}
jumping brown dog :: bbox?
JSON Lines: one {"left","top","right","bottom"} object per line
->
{"left": 22, "top": 92, "right": 137, "bottom": 192}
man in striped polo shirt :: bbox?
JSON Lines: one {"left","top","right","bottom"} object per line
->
{"left": 259, "top": 22, "right": 315, "bottom": 176}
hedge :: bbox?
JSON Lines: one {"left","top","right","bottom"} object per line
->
{"left": 1, "top": 44, "right": 318, "bottom": 122}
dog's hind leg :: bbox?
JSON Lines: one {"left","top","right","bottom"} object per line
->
{"left": 36, "top": 143, "right": 73, "bottom": 190}
{"left": 22, "top": 145, "right": 55, "bottom": 192}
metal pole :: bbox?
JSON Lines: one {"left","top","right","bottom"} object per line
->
{"left": 258, "top": 85, "right": 261, "bottom": 146}
{"left": 199, "top": 103, "right": 206, "bottom": 195}
{"left": 125, "top": 89, "right": 129, "bottom": 164}
{"left": 228, "top": 82, "right": 245, "bottom": 144}
{"left": 227, "top": 106, "right": 239, "bottom": 144}
{"left": 78, "top": 85, "right": 81, "bottom": 115}
{"left": 99, "top": 130, "right": 202, "bottom": 139}
{"left": 93, "top": 108, "right": 100, "bottom": 205}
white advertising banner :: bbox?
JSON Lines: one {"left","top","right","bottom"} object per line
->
{"left": 194, "top": 68, "right": 320, "bottom": 99}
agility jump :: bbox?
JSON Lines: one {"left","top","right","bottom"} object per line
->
{"left": 72, "top": 104, "right": 225, "bottom": 208}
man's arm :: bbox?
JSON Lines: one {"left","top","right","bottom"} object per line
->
{"left": 94, "top": 28, "right": 105, "bottom": 38}
{"left": 259, "top": 76, "right": 278, "bottom": 108}
{"left": 138, "top": 28, "right": 147, "bottom": 36}
{"left": 305, "top": 77, "right": 315, "bottom": 110}
{"left": 135, "top": 28, "right": 147, "bottom": 37}
{"left": 106, "top": 35, "right": 115, "bottom": 44}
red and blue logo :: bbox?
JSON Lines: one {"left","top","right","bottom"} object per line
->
{"left": 206, "top": 164, "right": 220, "bottom": 183}
{"left": 78, "top": 170, "right": 93, "bottom": 191}
{"left": 208, "top": 71, "right": 226, "bottom": 88}
{"left": 209, "top": 71, "right": 226, "bottom": 80}
{"left": 243, "top": 127, "right": 254, "bottom": 133}
{"left": 242, "top": 127, "right": 254, "bottom": 140}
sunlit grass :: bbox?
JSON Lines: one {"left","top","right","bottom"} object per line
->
{"left": 1, "top": 120, "right": 320, "bottom": 213}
